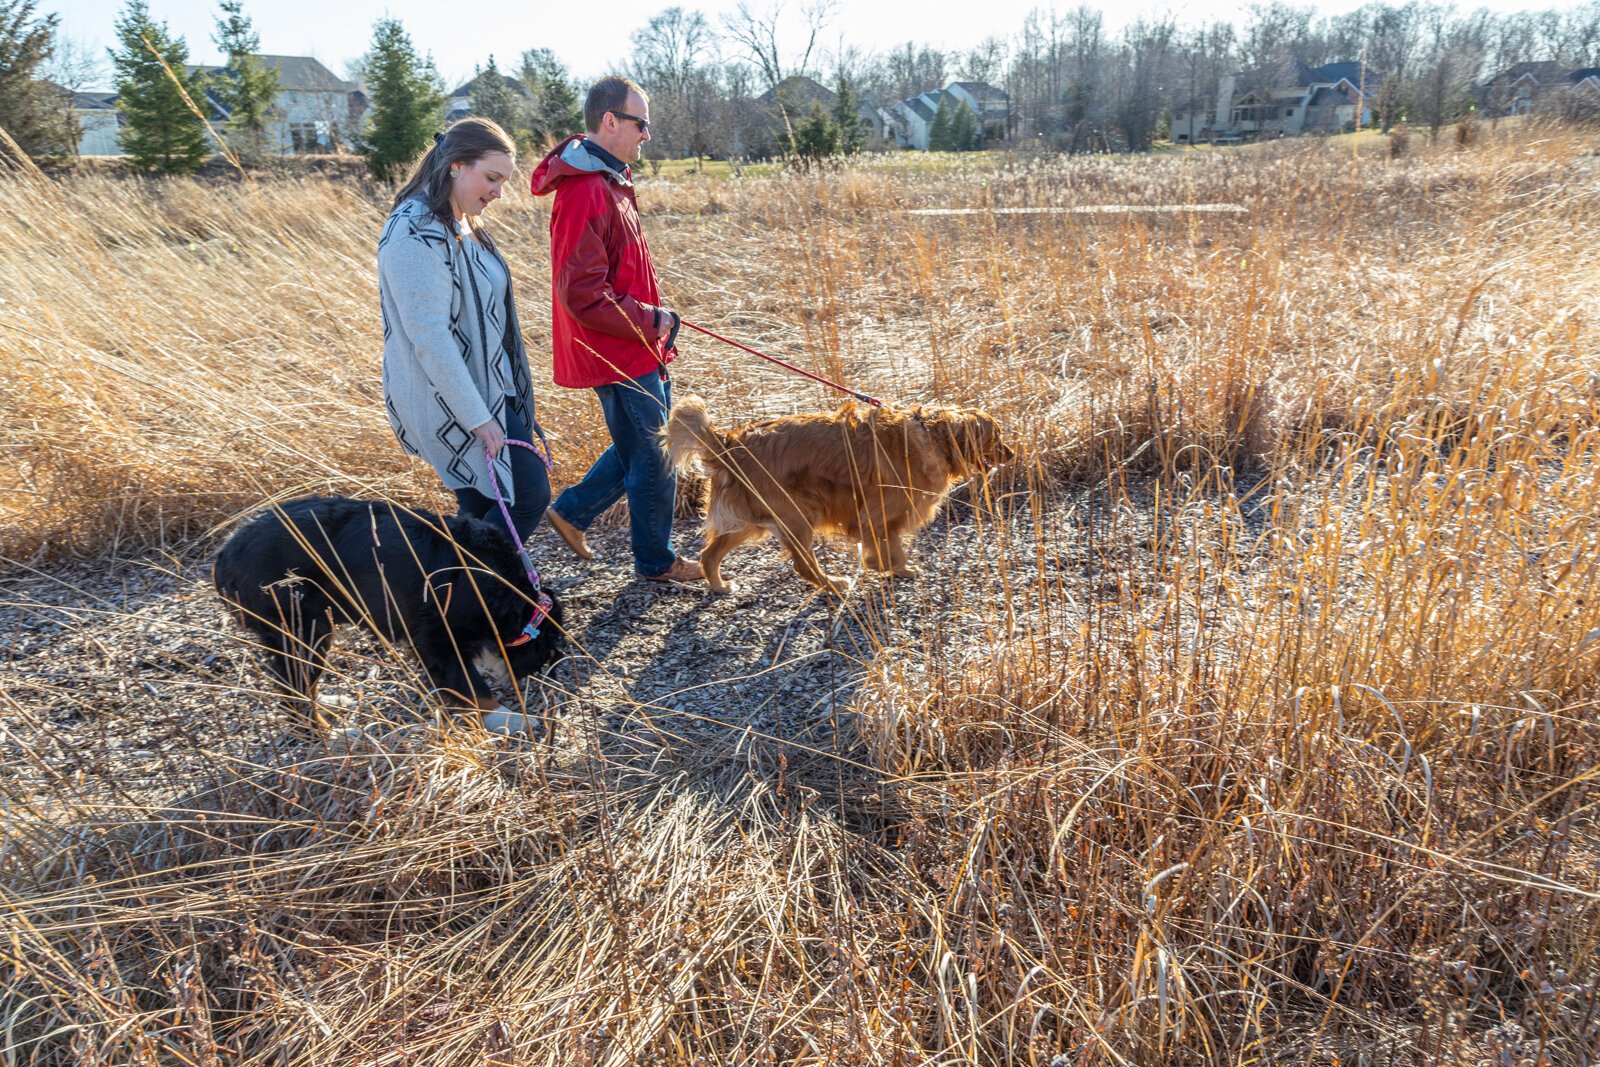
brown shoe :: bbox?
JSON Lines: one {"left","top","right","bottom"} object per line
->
{"left": 644, "top": 556, "right": 704, "bottom": 583}
{"left": 546, "top": 509, "right": 593, "bottom": 560}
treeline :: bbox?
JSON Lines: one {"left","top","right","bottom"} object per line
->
{"left": 629, "top": 0, "right": 1600, "bottom": 155}
{"left": 3, "top": 0, "right": 1599, "bottom": 174}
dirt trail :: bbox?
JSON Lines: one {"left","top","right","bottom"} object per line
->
{"left": 0, "top": 482, "right": 1094, "bottom": 811}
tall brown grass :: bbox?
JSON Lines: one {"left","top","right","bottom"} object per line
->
{"left": 2, "top": 123, "right": 1598, "bottom": 1064}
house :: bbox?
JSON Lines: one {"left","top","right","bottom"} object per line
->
{"left": 944, "top": 81, "right": 1010, "bottom": 141}
{"left": 1168, "top": 99, "right": 1211, "bottom": 144}
{"left": 887, "top": 81, "right": 1011, "bottom": 149}
{"left": 445, "top": 73, "right": 529, "bottom": 123}
{"left": 854, "top": 93, "right": 904, "bottom": 146}
{"left": 1480, "top": 61, "right": 1568, "bottom": 116}
{"left": 892, "top": 90, "right": 944, "bottom": 150}
{"left": 38, "top": 81, "right": 123, "bottom": 157}
{"left": 750, "top": 75, "right": 885, "bottom": 154}
{"left": 1481, "top": 62, "right": 1600, "bottom": 116}
{"left": 1179, "top": 59, "right": 1379, "bottom": 143}
{"left": 71, "top": 90, "right": 122, "bottom": 156}
{"left": 192, "top": 54, "right": 365, "bottom": 153}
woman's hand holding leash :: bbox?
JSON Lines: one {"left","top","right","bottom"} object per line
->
{"left": 472, "top": 419, "right": 506, "bottom": 455}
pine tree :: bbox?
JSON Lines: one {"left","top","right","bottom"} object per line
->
{"left": 0, "top": 0, "right": 53, "bottom": 153}
{"left": 928, "top": 93, "right": 955, "bottom": 150}
{"left": 831, "top": 74, "right": 866, "bottom": 154}
{"left": 0, "top": 0, "right": 66, "bottom": 159}
{"left": 466, "top": 55, "right": 523, "bottom": 145}
{"left": 111, "top": 0, "right": 210, "bottom": 173}
{"left": 791, "top": 102, "right": 839, "bottom": 162}
{"left": 208, "top": 0, "right": 278, "bottom": 163}
{"left": 518, "top": 48, "right": 580, "bottom": 147}
{"left": 950, "top": 99, "right": 979, "bottom": 150}
{"left": 359, "top": 18, "right": 444, "bottom": 182}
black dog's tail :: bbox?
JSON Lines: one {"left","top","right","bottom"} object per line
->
{"left": 662, "top": 394, "right": 722, "bottom": 475}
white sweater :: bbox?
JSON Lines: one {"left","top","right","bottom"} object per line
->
{"left": 377, "top": 197, "right": 539, "bottom": 500}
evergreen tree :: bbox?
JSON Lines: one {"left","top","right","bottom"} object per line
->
{"left": 518, "top": 47, "right": 580, "bottom": 147}
{"left": 359, "top": 18, "right": 444, "bottom": 182}
{"left": 208, "top": 0, "right": 278, "bottom": 163}
{"left": 831, "top": 74, "right": 866, "bottom": 153}
{"left": 110, "top": 0, "right": 210, "bottom": 173}
{"left": 791, "top": 102, "right": 839, "bottom": 161}
{"left": 928, "top": 93, "right": 955, "bottom": 150}
{"left": 950, "top": 99, "right": 979, "bottom": 150}
{"left": 466, "top": 55, "right": 524, "bottom": 145}
{"left": 0, "top": 0, "right": 62, "bottom": 159}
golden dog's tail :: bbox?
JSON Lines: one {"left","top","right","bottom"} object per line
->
{"left": 663, "top": 394, "right": 722, "bottom": 475}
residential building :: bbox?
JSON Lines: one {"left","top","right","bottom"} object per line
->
{"left": 1480, "top": 62, "right": 1600, "bottom": 116}
{"left": 445, "top": 74, "right": 529, "bottom": 123}
{"left": 1173, "top": 59, "right": 1379, "bottom": 144}
{"left": 189, "top": 54, "right": 365, "bottom": 153}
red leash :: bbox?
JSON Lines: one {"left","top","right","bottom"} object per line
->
{"left": 678, "top": 319, "right": 883, "bottom": 407}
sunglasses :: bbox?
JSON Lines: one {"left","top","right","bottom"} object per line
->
{"left": 608, "top": 110, "right": 651, "bottom": 133}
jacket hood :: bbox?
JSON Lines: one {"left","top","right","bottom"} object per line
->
{"left": 531, "top": 135, "right": 632, "bottom": 196}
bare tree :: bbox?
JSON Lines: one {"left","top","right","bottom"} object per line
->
{"left": 720, "top": 0, "right": 835, "bottom": 90}
{"left": 1240, "top": 1, "right": 1315, "bottom": 74}
{"left": 629, "top": 7, "right": 714, "bottom": 158}
{"left": 958, "top": 37, "right": 1008, "bottom": 85}
{"left": 1366, "top": 2, "right": 1424, "bottom": 132}
{"left": 1115, "top": 17, "right": 1176, "bottom": 151}
{"left": 1415, "top": 5, "right": 1479, "bottom": 141}
{"left": 1177, "top": 22, "right": 1235, "bottom": 133}
{"left": 882, "top": 41, "right": 945, "bottom": 103}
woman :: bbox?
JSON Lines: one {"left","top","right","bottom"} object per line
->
{"left": 378, "top": 117, "right": 549, "bottom": 543}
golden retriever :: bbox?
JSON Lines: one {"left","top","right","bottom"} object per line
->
{"left": 664, "top": 395, "right": 1012, "bottom": 593}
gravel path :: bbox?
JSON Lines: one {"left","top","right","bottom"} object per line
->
{"left": 0, "top": 480, "right": 1108, "bottom": 814}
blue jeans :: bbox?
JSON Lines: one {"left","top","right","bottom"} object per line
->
{"left": 454, "top": 405, "right": 551, "bottom": 544}
{"left": 552, "top": 369, "right": 678, "bottom": 576}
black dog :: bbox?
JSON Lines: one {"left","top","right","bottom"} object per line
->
{"left": 214, "top": 496, "right": 563, "bottom": 736}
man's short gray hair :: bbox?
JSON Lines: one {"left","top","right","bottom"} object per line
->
{"left": 584, "top": 76, "right": 648, "bottom": 133}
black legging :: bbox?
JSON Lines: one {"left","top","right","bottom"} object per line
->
{"left": 453, "top": 405, "right": 551, "bottom": 544}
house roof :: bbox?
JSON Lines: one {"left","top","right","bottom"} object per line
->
{"left": 1237, "top": 59, "right": 1380, "bottom": 97}
{"left": 72, "top": 91, "right": 118, "bottom": 110}
{"left": 1310, "top": 62, "right": 1379, "bottom": 91}
{"left": 904, "top": 96, "right": 936, "bottom": 122}
{"left": 252, "top": 55, "right": 354, "bottom": 91}
{"left": 189, "top": 54, "right": 355, "bottom": 93}
{"left": 756, "top": 75, "right": 836, "bottom": 109}
{"left": 949, "top": 80, "right": 1007, "bottom": 103}
{"left": 1489, "top": 60, "right": 1567, "bottom": 86}
{"left": 1569, "top": 67, "right": 1600, "bottom": 84}
{"left": 1307, "top": 85, "right": 1355, "bottom": 106}
{"left": 449, "top": 73, "right": 529, "bottom": 99}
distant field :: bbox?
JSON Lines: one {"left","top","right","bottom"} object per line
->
{"left": 2, "top": 121, "right": 1597, "bottom": 1065}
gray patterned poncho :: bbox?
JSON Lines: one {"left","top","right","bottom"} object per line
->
{"left": 377, "top": 196, "right": 538, "bottom": 501}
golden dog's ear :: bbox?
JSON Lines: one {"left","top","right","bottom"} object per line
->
{"left": 970, "top": 412, "right": 1013, "bottom": 466}
{"left": 918, "top": 409, "right": 971, "bottom": 476}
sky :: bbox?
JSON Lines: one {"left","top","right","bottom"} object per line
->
{"left": 55, "top": 0, "right": 1586, "bottom": 91}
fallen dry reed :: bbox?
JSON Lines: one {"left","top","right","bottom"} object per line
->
{"left": 1, "top": 122, "right": 1598, "bottom": 1064}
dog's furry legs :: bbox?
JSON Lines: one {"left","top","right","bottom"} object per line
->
{"left": 768, "top": 508, "right": 851, "bottom": 593}
{"left": 262, "top": 619, "right": 334, "bottom": 738}
{"left": 701, "top": 524, "right": 766, "bottom": 594}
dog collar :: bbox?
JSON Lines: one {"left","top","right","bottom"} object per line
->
{"left": 508, "top": 592, "right": 553, "bottom": 647}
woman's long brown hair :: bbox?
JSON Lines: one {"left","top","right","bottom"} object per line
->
{"left": 392, "top": 116, "right": 516, "bottom": 251}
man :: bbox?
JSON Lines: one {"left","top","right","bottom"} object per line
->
{"left": 530, "top": 76, "right": 703, "bottom": 583}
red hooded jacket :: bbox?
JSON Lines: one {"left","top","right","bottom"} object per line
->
{"left": 530, "top": 135, "right": 675, "bottom": 389}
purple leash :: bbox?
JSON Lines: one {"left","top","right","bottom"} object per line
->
{"left": 483, "top": 438, "right": 555, "bottom": 644}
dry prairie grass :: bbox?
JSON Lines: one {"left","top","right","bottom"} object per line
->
{"left": 1, "top": 122, "right": 1598, "bottom": 1065}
